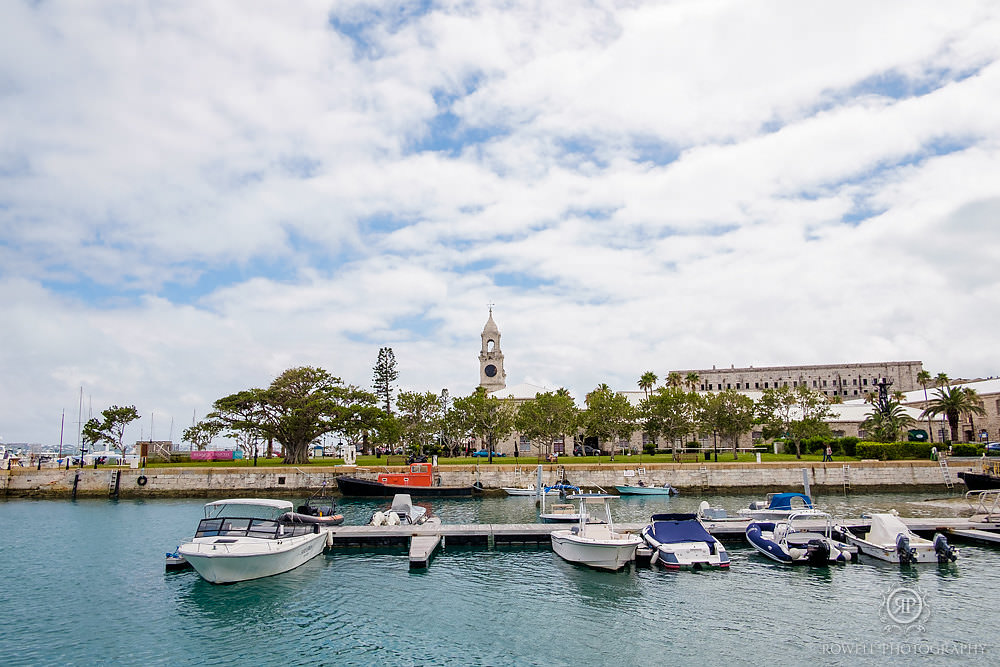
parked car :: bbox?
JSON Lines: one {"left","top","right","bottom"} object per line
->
{"left": 573, "top": 445, "right": 602, "bottom": 456}
{"left": 472, "top": 450, "right": 506, "bottom": 457}
{"left": 985, "top": 442, "right": 1000, "bottom": 455}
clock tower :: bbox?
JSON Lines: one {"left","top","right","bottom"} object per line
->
{"left": 479, "top": 307, "right": 507, "bottom": 392}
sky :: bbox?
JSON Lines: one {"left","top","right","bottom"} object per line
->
{"left": 2, "top": 0, "right": 1000, "bottom": 448}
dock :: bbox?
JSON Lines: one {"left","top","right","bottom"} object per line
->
{"left": 324, "top": 516, "right": 1000, "bottom": 567}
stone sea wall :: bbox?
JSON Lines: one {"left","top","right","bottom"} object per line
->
{"left": 1, "top": 459, "right": 976, "bottom": 498}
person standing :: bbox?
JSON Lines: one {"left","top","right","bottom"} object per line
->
{"left": 823, "top": 445, "right": 833, "bottom": 462}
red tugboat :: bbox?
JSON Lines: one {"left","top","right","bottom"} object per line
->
{"left": 336, "top": 462, "right": 483, "bottom": 497}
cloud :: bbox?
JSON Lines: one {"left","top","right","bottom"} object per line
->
{"left": 2, "top": 1, "right": 1000, "bottom": 445}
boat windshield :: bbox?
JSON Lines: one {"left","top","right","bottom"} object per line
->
{"left": 194, "top": 517, "right": 317, "bottom": 540}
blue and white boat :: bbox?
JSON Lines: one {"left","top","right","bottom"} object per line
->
{"left": 614, "top": 482, "right": 679, "bottom": 496}
{"left": 745, "top": 512, "right": 856, "bottom": 565}
{"left": 738, "top": 492, "right": 823, "bottom": 521}
{"left": 640, "top": 513, "right": 730, "bottom": 570}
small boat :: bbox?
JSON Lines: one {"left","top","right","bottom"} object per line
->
{"left": 550, "top": 494, "right": 643, "bottom": 571}
{"left": 370, "top": 494, "right": 439, "bottom": 526}
{"left": 539, "top": 484, "right": 602, "bottom": 523}
{"left": 283, "top": 487, "right": 345, "bottom": 526}
{"left": 336, "top": 463, "right": 483, "bottom": 497}
{"left": 502, "top": 486, "right": 558, "bottom": 496}
{"left": 615, "top": 482, "right": 679, "bottom": 496}
{"left": 745, "top": 512, "right": 856, "bottom": 565}
{"left": 841, "top": 512, "right": 958, "bottom": 564}
{"left": 641, "top": 513, "right": 729, "bottom": 570}
{"left": 737, "top": 492, "right": 824, "bottom": 521}
{"left": 177, "top": 499, "right": 331, "bottom": 584}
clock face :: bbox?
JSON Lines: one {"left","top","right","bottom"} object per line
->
{"left": 485, "top": 364, "right": 497, "bottom": 378}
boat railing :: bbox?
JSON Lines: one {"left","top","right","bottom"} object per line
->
{"left": 966, "top": 489, "right": 1000, "bottom": 518}
{"left": 194, "top": 517, "right": 319, "bottom": 540}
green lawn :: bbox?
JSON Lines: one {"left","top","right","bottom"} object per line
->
{"left": 132, "top": 451, "right": 866, "bottom": 469}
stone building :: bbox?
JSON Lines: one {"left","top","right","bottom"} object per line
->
{"left": 898, "top": 377, "right": 1000, "bottom": 444}
{"left": 673, "top": 361, "right": 924, "bottom": 399}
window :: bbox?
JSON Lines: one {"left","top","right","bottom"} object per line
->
{"left": 813, "top": 380, "right": 817, "bottom": 387}
{"left": 755, "top": 382, "right": 760, "bottom": 389}
{"left": 823, "top": 380, "right": 827, "bottom": 387}
{"left": 995, "top": 399, "right": 1000, "bottom": 414}
{"left": 553, "top": 437, "right": 565, "bottom": 454}
{"left": 863, "top": 379, "right": 868, "bottom": 386}
{"left": 764, "top": 382, "right": 769, "bottom": 388}
{"left": 519, "top": 435, "right": 531, "bottom": 451}
{"left": 727, "top": 384, "right": 731, "bottom": 389}
{"left": 852, "top": 379, "right": 857, "bottom": 385}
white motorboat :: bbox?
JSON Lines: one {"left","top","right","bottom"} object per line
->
{"left": 502, "top": 486, "right": 558, "bottom": 496}
{"left": 539, "top": 484, "right": 603, "bottom": 523}
{"left": 841, "top": 512, "right": 958, "bottom": 564}
{"left": 641, "top": 513, "right": 729, "bottom": 570}
{"left": 370, "top": 493, "right": 439, "bottom": 526}
{"left": 550, "top": 494, "right": 642, "bottom": 571}
{"left": 745, "top": 512, "right": 856, "bottom": 565}
{"left": 177, "top": 499, "right": 330, "bottom": 584}
{"left": 737, "top": 493, "right": 825, "bottom": 521}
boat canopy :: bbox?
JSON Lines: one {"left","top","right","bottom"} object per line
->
{"left": 766, "top": 493, "right": 813, "bottom": 510}
{"left": 865, "top": 513, "right": 912, "bottom": 545}
{"left": 648, "top": 513, "right": 715, "bottom": 544}
{"left": 203, "top": 499, "right": 294, "bottom": 520}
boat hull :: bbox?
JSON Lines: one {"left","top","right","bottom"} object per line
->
{"left": 178, "top": 531, "right": 328, "bottom": 584}
{"left": 845, "top": 537, "right": 951, "bottom": 564}
{"left": 958, "top": 471, "right": 1000, "bottom": 491}
{"left": 550, "top": 532, "right": 641, "bottom": 571}
{"left": 614, "top": 485, "right": 677, "bottom": 496}
{"left": 336, "top": 475, "right": 481, "bottom": 497}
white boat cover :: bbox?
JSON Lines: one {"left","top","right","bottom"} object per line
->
{"left": 865, "top": 513, "right": 912, "bottom": 545}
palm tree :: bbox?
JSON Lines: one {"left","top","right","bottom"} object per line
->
{"left": 685, "top": 372, "right": 700, "bottom": 392}
{"left": 862, "top": 401, "right": 915, "bottom": 443}
{"left": 916, "top": 370, "right": 933, "bottom": 442}
{"left": 638, "top": 371, "right": 657, "bottom": 401}
{"left": 935, "top": 373, "right": 950, "bottom": 388}
{"left": 666, "top": 372, "right": 683, "bottom": 388}
{"left": 921, "top": 385, "right": 987, "bottom": 442}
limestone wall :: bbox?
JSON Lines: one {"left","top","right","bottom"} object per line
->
{"left": 1, "top": 459, "right": 977, "bottom": 498}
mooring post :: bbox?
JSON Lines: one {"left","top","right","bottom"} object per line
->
{"left": 802, "top": 468, "right": 811, "bottom": 498}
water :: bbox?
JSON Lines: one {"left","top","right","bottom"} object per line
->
{"left": 0, "top": 492, "right": 994, "bottom": 666}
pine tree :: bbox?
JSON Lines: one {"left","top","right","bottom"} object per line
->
{"left": 372, "top": 347, "right": 399, "bottom": 415}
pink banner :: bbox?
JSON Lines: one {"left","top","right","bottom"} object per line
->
{"left": 190, "top": 450, "right": 234, "bottom": 461}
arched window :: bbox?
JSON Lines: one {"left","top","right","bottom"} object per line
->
{"left": 487, "top": 339, "right": 495, "bottom": 352}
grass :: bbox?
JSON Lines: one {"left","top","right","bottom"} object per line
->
{"left": 124, "top": 451, "right": 867, "bottom": 469}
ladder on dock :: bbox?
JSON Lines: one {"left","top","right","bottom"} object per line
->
{"left": 842, "top": 465, "right": 851, "bottom": 493}
{"left": 939, "top": 456, "right": 954, "bottom": 490}
{"left": 699, "top": 466, "right": 709, "bottom": 493}
{"left": 108, "top": 470, "right": 121, "bottom": 498}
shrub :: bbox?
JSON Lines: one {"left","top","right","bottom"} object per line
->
{"left": 951, "top": 443, "right": 980, "bottom": 457}
{"left": 838, "top": 437, "right": 859, "bottom": 457}
{"left": 856, "top": 441, "right": 935, "bottom": 460}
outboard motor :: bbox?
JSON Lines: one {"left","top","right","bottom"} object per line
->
{"left": 933, "top": 533, "right": 957, "bottom": 563}
{"left": 805, "top": 539, "right": 831, "bottom": 565}
{"left": 896, "top": 534, "right": 917, "bottom": 565}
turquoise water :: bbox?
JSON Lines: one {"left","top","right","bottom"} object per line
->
{"left": 0, "top": 493, "right": 995, "bottom": 666}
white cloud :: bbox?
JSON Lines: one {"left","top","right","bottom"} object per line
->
{"left": 2, "top": 1, "right": 1000, "bottom": 445}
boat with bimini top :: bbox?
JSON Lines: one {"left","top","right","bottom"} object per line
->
{"left": 550, "top": 494, "right": 643, "bottom": 571}
{"left": 176, "top": 499, "right": 331, "bottom": 584}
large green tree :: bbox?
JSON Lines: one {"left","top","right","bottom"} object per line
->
{"left": 579, "top": 385, "right": 636, "bottom": 458}
{"left": 641, "top": 387, "right": 701, "bottom": 461}
{"left": 451, "top": 387, "right": 517, "bottom": 463}
{"left": 756, "top": 385, "right": 832, "bottom": 458}
{"left": 396, "top": 390, "right": 444, "bottom": 456}
{"left": 182, "top": 420, "right": 224, "bottom": 452}
{"left": 702, "top": 389, "right": 756, "bottom": 459}
{"left": 372, "top": 347, "right": 399, "bottom": 415}
{"left": 515, "top": 389, "right": 578, "bottom": 459}
{"left": 921, "top": 384, "right": 987, "bottom": 443}
{"left": 81, "top": 405, "right": 141, "bottom": 457}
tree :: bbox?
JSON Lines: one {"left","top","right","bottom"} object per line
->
{"left": 921, "top": 385, "right": 987, "bottom": 443}
{"left": 396, "top": 391, "right": 444, "bottom": 456}
{"left": 637, "top": 372, "right": 658, "bottom": 401}
{"left": 862, "top": 401, "right": 915, "bottom": 443}
{"left": 641, "top": 387, "right": 701, "bottom": 461}
{"left": 916, "top": 370, "right": 934, "bottom": 443}
{"left": 335, "top": 386, "right": 384, "bottom": 455}
{"left": 665, "top": 372, "right": 683, "bottom": 388}
{"left": 81, "top": 405, "right": 141, "bottom": 458}
{"left": 756, "top": 385, "right": 832, "bottom": 458}
{"left": 515, "top": 390, "right": 578, "bottom": 460}
{"left": 685, "top": 372, "right": 701, "bottom": 392}
{"left": 208, "top": 389, "right": 269, "bottom": 457}
{"left": 182, "top": 420, "right": 223, "bottom": 451}
{"left": 579, "top": 385, "right": 637, "bottom": 458}
{"left": 702, "top": 389, "right": 756, "bottom": 459}
{"left": 372, "top": 347, "right": 399, "bottom": 415}
{"left": 451, "top": 387, "right": 517, "bottom": 463}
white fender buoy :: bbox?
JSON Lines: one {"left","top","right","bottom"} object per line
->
{"left": 386, "top": 511, "right": 401, "bottom": 526}
{"left": 370, "top": 511, "right": 385, "bottom": 526}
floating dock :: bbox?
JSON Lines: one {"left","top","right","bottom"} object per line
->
{"left": 324, "top": 516, "right": 1000, "bottom": 566}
